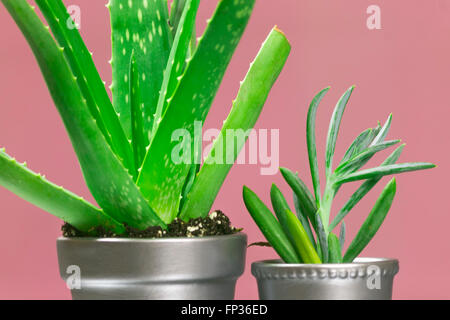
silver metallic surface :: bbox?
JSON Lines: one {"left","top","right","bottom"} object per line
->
{"left": 57, "top": 233, "right": 247, "bottom": 300}
{"left": 252, "top": 258, "right": 399, "bottom": 300}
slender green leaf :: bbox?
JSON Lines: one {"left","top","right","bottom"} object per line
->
{"left": 337, "top": 162, "right": 436, "bottom": 185}
{"left": 315, "top": 212, "right": 328, "bottom": 263}
{"left": 343, "top": 178, "right": 397, "bottom": 262}
{"left": 2, "top": 0, "right": 165, "bottom": 229}
{"left": 269, "top": 184, "right": 294, "bottom": 241}
{"left": 35, "top": 0, "right": 135, "bottom": 174}
{"left": 243, "top": 186, "right": 301, "bottom": 263}
{"left": 293, "top": 192, "right": 316, "bottom": 249}
{"left": 370, "top": 114, "right": 392, "bottom": 146}
{"left": 180, "top": 27, "right": 290, "bottom": 220}
{"left": 335, "top": 139, "right": 400, "bottom": 174}
{"left": 307, "top": 87, "right": 329, "bottom": 204}
{"left": 279, "top": 167, "right": 317, "bottom": 229}
{"left": 328, "top": 233, "right": 343, "bottom": 263}
{"left": 0, "top": 149, "right": 124, "bottom": 235}
{"left": 316, "top": 239, "right": 323, "bottom": 262}
{"left": 330, "top": 144, "right": 405, "bottom": 230}
{"left": 109, "top": 0, "right": 171, "bottom": 139}
{"left": 339, "top": 221, "right": 346, "bottom": 250}
{"left": 325, "top": 86, "right": 354, "bottom": 176}
{"left": 286, "top": 210, "right": 321, "bottom": 264}
{"left": 341, "top": 128, "right": 372, "bottom": 164}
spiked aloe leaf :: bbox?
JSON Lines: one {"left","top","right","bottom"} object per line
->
{"left": 325, "top": 86, "right": 354, "bottom": 177}
{"left": 109, "top": 0, "right": 171, "bottom": 139}
{"left": 0, "top": 149, "right": 124, "bottom": 235}
{"left": 337, "top": 162, "right": 436, "bottom": 185}
{"left": 138, "top": 0, "right": 256, "bottom": 223}
{"left": 35, "top": 0, "right": 135, "bottom": 174}
{"left": 129, "top": 52, "right": 146, "bottom": 173}
{"left": 170, "top": 0, "right": 186, "bottom": 36}
{"left": 343, "top": 178, "right": 397, "bottom": 263}
{"left": 330, "top": 144, "right": 405, "bottom": 230}
{"left": 152, "top": 0, "right": 200, "bottom": 139}
{"left": 179, "top": 27, "right": 290, "bottom": 220}
{"left": 243, "top": 186, "right": 301, "bottom": 263}
{"left": 3, "top": 0, "right": 165, "bottom": 229}
{"left": 307, "top": 87, "right": 330, "bottom": 204}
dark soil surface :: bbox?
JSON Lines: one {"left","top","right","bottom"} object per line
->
{"left": 62, "top": 210, "right": 242, "bottom": 238}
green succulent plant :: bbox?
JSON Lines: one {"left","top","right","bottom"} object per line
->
{"left": 243, "top": 86, "right": 435, "bottom": 263}
{"left": 0, "top": 0, "right": 291, "bottom": 235}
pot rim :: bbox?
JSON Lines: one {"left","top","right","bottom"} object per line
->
{"left": 57, "top": 231, "right": 246, "bottom": 244}
{"left": 252, "top": 257, "right": 398, "bottom": 268}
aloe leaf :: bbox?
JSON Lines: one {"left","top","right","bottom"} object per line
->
{"left": 293, "top": 192, "right": 316, "bottom": 249}
{"left": 129, "top": 52, "right": 146, "bottom": 172}
{"left": 139, "top": 0, "right": 255, "bottom": 223}
{"left": 339, "top": 221, "right": 346, "bottom": 250}
{"left": 327, "top": 233, "right": 343, "bottom": 263}
{"left": 0, "top": 149, "right": 124, "bottom": 235}
{"left": 286, "top": 210, "right": 321, "bottom": 264}
{"left": 279, "top": 167, "right": 317, "bottom": 230}
{"left": 307, "top": 87, "right": 329, "bottom": 204}
{"left": 343, "top": 178, "right": 397, "bottom": 262}
{"left": 243, "top": 186, "right": 301, "bottom": 263}
{"left": 179, "top": 27, "right": 290, "bottom": 220}
{"left": 109, "top": 0, "right": 171, "bottom": 139}
{"left": 179, "top": 163, "right": 197, "bottom": 211}
{"left": 169, "top": 0, "right": 186, "bottom": 35}
{"left": 370, "top": 114, "right": 392, "bottom": 146}
{"left": 315, "top": 211, "right": 328, "bottom": 263}
{"left": 2, "top": 0, "right": 165, "bottom": 229}
{"left": 335, "top": 139, "right": 400, "bottom": 174}
{"left": 152, "top": 0, "right": 200, "bottom": 139}
{"left": 330, "top": 144, "right": 405, "bottom": 230}
{"left": 337, "top": 162, "right": 436, "bottom": 185}
{"left": 35, "top": 0, "right": 135, "bottom": 174}
{"left": 325, "top": 86, "right": 355, "bottom": 176}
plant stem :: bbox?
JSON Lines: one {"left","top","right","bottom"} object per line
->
{"left": 318, "top": 176, "right": 336, "bottom": 234}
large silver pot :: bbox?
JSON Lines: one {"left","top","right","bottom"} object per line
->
{"left": 57, "top": 233, "right": 247, "bottom": 300}
{"left": 252, "top": 258, "right": 399, "bottom": 300}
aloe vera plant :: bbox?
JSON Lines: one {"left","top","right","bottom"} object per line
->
{"left": 0, "top": 0, "right": 291, "bottom": 235}
{"left": 243, "top": 86, "right": 435, "bottom": 263}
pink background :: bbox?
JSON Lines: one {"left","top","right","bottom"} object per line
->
{"left": 0, "top": 0, "right": 448, "bottom": 299}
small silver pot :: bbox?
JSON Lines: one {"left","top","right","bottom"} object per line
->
{"left": 252, "top": 258, "right": 399, "bottom": 300}
{"left": 57, "top": 233, "right": 247, "bottom": 300}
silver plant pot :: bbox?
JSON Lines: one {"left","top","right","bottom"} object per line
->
{"left": 252, "top": 258, "right": 399, "bottom": 300}
{"left": 57, "top": 233, "right": 247, "bottom": 300}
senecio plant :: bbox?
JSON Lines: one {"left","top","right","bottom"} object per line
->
{"left": 243, "top": 86, "right": 435, "bottom": 264}
{"left": 0, "top": 0, "right": 290, "bottom": 235}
